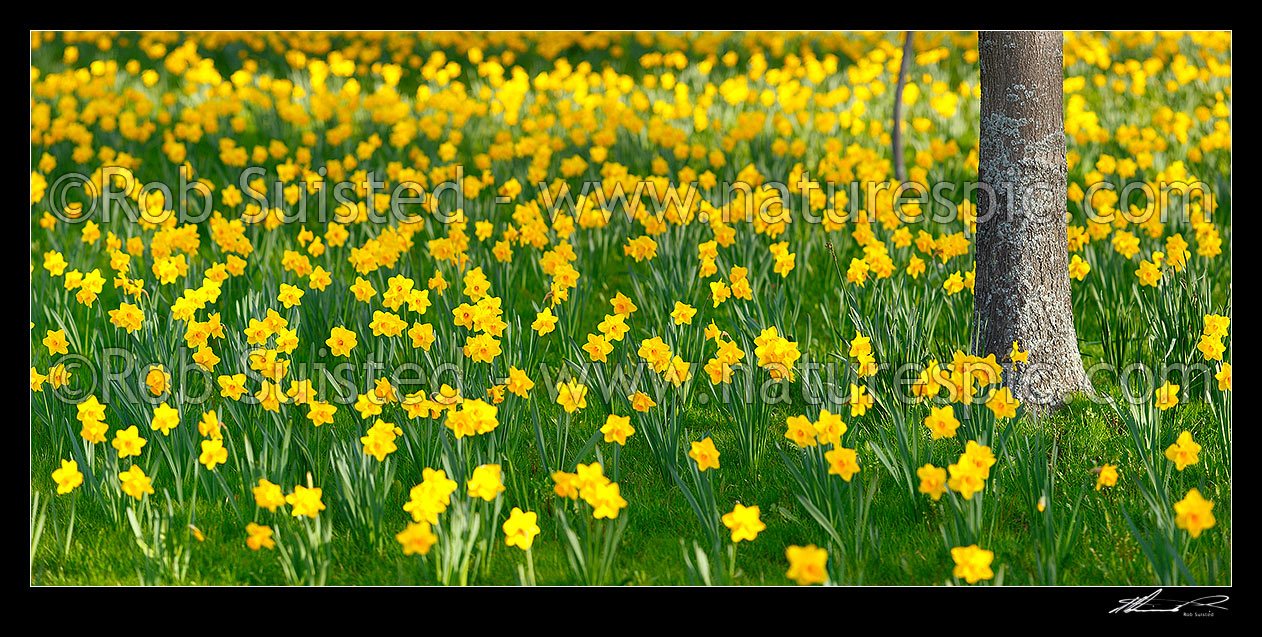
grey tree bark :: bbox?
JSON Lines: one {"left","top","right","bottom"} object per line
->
{"left": 891, "top": 31, "right": 914, "bottom": 183}
{"left": 974, "top": 31, "right": 1092, "bottom": 411}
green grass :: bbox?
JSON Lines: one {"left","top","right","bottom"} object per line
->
{"left": 31, "top": 382, "right": 1230, "bottom": 585}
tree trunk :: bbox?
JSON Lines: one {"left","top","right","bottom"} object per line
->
{"left": 891, "top": 31, "right": 914, "bottom": 183}
{"left": 974, "top": 31, "right": 1091, "bottom": 411}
